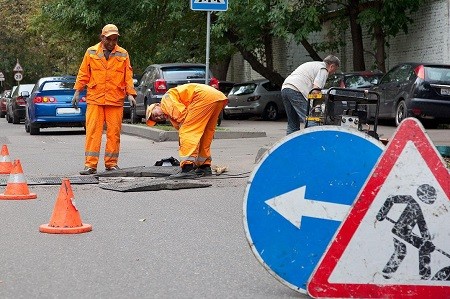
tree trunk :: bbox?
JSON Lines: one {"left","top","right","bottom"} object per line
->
{"left": 348, "top": 0, "right": 366, "bottom": 71}
{"left": 224, "top": 29, "right": 285, "bottom": 86}
{"left": 300, "top": 39, "right": 322, "bottom": 61}
{"left": 211, "top": 56, "right": 232, "bottom": 81}
{"left": 373, "top": 23, "right": 386, "bottom": 73}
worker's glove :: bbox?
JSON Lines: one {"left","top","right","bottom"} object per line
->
{"left": 72, "top": 90, "right": 80, "bottom": 109}
{"left": 128, "top": 95, "right": 136, "bottom": 107}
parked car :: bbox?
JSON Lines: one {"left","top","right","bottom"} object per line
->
{"left": 24, "top": 76, "right": 87, "bottom": 135}
{"left": 123, "top": 75, "right": 141, "bottom": 121}
{"left": 223, "top": 79, "right": 284, "bottom": 121}
{"left": 6, "top": 84, "right": 34, "bottom": 124}
{"left": 0, "top": 89, "right": 12, "bottom": 118}
{"left": 3, "top": 86, "right": 17, "bottom": 120}
{"left": 216, "top": 80, "right": 235, "bottom": 126}
{"left": 325, "top": 71, "right": 383, "bottom": 89}
{"left": 132, "top": 63, "right": 219, "bottom": 123}
{"left": 369, "top": 63, "right": 450, "bottom": 127}
{"left": 218, "top": 80, "right": 235, "bottom": 95}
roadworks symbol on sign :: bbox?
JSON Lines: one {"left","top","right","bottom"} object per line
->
{"left": 308, "top": 118, "right": 450, "bottom": 299}
{"left": 13, "top": 61, "right": 23, "bottom": 72}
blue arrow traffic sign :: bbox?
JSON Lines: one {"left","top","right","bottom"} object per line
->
{"left": 243, "top": 126, "right": 384, "bottom": 293}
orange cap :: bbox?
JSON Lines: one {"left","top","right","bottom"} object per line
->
{"left": 146, "top": 104, "right": 157, "bottom": 126}
{"left": 102, "top": 24, "right": 120, "bottom": 37}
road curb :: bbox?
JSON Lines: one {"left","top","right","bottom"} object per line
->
{"left": 121, "top": 124, "right": 266, "bottom": 142}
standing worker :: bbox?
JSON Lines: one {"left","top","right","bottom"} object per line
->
{"left": 145, "top": 83, "right": 227, "bottom": 179}
{"left": 72, "top": 24, "right": 137, "bottom": 175}
{"left": 281, "top": 55, "right": 340, "bottom": 135}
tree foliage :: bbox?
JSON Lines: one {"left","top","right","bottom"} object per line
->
{"left": 0, "top": 0, "right": 426, "bottom": 91}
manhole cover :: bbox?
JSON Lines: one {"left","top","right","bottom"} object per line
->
{"left": 0, "top": 176, "right": 98, "bottom": 186}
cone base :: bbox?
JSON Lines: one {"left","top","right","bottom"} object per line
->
{"left": 39, "top": 223, "right": 92, "bottom": 234}
{"left": 0, "top": 193, "right": 37, "bottom": 200}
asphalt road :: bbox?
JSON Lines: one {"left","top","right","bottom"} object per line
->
{"left": 0, "top": 117, "right": 448, "bottom": 298}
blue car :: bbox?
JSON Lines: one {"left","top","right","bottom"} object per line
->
{"left": 25, "top": 76, "right": 87, "bottom": 135}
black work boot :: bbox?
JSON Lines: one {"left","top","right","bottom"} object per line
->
{"left": 195, "top": 165, "right": 212, "bottom": 177}
{"left": 168, "top": 164, "right": 198, "bottom": 179}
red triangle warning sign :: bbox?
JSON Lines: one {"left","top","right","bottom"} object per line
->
{"left": 308, "top": 118, "right": 450, "bottom": 298}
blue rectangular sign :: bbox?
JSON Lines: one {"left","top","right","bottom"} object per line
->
{"left": 191, "top": 0, "right": 228, "bottom": 11}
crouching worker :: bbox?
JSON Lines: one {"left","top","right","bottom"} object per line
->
{"left": 146, "top": 83, "right": 227, "bottom": 179}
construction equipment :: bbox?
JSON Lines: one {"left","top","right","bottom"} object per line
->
{"left": 306, "top": 87, "right": 381, "bottom": 140}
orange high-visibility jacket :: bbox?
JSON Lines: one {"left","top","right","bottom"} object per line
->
{"left": 160, "top": 84, "right": 227, "bottom": 129}
{"left": 74, "top": 42, "right": 136, "bottom": 106}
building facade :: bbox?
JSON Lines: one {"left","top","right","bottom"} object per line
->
{"left": 227, "top": 0, "right": 449, "bottom": 82}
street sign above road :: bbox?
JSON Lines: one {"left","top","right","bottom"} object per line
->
{"left": 308, "top": 118, "right": 450, "bottom": 298}
{"left": 13, "top": 60, "right": 23, "bottom": 73}
{"left": 191, "top": 0, "right": 228, "bottom": 11}
{"left": 243, "top": 126, "right": 384, "bottom": 293}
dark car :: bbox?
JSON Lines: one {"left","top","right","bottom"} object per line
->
{"left": 6, "top": 84, "right": 34, "bottom": 124}
{"left": 123, "top": 75, "right": 141, "bottom": 121}
{"left": 132, "top": 63, "right": 219, "bottom": 123}
{"left": 325, "top": 71, "right": 383, "bottom": 89}
{"left": 24, "top": 76, "right": 87, "bottom": 135}
{"left": 369, "top": 63, "right": 450, "bottom": 127}
{"left": 223, "top": 79, "right": 284, "bottom": 121}
{"left": 0, "top": 89, "right": 12, "bottom": 118}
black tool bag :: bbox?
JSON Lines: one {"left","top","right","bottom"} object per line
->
{"left": 154, "top": 157, "right": 180, "bottom": 166}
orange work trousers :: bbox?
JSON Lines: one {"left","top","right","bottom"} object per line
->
{"left": 84, "top": 104, "right": 123, "bottom": 169}
{"left": 178, "top": 100, "right": 227, "bottom": 168}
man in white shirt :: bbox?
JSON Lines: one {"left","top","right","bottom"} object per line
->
{"left": 281, "top": 55, "right": 340, "bottom": 135}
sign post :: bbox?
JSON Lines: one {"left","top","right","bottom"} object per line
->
{"left": 190, "top": 0, "right": 228, "bottom": 85}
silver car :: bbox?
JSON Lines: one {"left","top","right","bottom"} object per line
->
{"left": 224, "top": 79, "right": 284, "bottom": 120}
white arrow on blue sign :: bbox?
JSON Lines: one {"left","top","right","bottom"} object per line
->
{"left": 191, "top": 0, "right": 228, "bottom": 11}
{"left": 243, "top": 126, "right": 384, "bottom": 293}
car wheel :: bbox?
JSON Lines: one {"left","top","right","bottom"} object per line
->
{"left": 217, "top": 110, "right": 223, "bottom": 126}
{"left": 222, "top": 111, "right": 230, "bottom": 120}
{"left": 24, "top": 108, "right": 30, "bottom": 132}
{"left": 130, "top": 106, "right": 139, "bottom": 124}
{"left": 29, "top": 124, "right": 40, "bottom": 135}
{"left": 395, "top": 100, "right": 408, "bottom": 126}
{"left": 262, "top": 103, "right": 279, "bottom": 121}
{"left": 12, "top": 111, "right": 20, "bottom": 124}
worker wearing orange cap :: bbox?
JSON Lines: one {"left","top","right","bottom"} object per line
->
{"left": 146, "top": 83, "right": 227, "bottom": 178}
{"left": 72, "top": 24, "right": 137, "bottom": 175}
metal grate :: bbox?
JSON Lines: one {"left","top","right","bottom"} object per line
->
{"left": 0, "top": 176, "right": 98, "bottom": 186}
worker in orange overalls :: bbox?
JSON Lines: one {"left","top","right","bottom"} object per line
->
{"left": 146, "top": 83, "right": 228, "bottom": 179}
{"left": 72, "top": 24, "right": 136, "bottom": 175}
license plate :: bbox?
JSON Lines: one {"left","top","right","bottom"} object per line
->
{"left": 56, "top": 108, "right": 81, "bottom": 115}
{"left": 441, "top": 88, "right": 450, "bottom": 95}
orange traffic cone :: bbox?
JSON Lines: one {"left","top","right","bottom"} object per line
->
{"left": 39, "top": 178, "right": 92, "bottom": 234}
{"left": 0, "top": 144, "right": 13, "bottom": 174}
{"left": 0, "top": 160, "right": 37, "bottom": 200}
